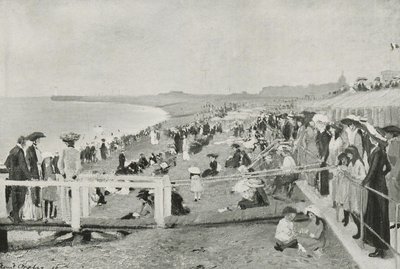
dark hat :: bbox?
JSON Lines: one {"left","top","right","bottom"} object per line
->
{"left": 207, "top": 153, "right": 218, "bottom": 158}
{"left": 26, "top": 132, "right": 46, "bottom": 141}
{"left": 136, "top": 189, "right": 151, "bottom": 200}
{"left": 101, "top": 138, "right": 106, "bottom": 142}
{"left": 282, "top": 206, "right": 297, "bottom": 215}
{"left": 231, "top": 143, "right": 240, "bottom": 149}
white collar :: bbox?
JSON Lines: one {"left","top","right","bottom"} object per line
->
{"left": 16, "top": 143, "right": 23, "bottom": 149}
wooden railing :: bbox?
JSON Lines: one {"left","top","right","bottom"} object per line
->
{"left": 0, "top": 174, "right": 172, "bottom": 230}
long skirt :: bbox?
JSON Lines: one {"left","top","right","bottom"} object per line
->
{"left": 335, "top": 175, "right": 351, "bottom": 210}
{"left": 364, "top": 184, "right": 390, "bottom": 250}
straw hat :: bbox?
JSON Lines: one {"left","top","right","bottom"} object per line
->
{"left": 160, "top": 162, "right": 169, "bottom": 169}
{"left": 188, "top": 167, "right": 201, "bottom": 174}
{"left": 304, "top": 204, "right": 322, "bottom": 218}
{"left": 60, "top": 132, "right": 81, "bottom": 143}
{"left": 245, "top": 178, "right": 264, "bottom": 188}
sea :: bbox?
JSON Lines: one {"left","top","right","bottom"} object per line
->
{"left": 0, "top": 97, "right": 169, "bottom": 162}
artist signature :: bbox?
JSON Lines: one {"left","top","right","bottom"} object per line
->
{"left": 0, "top": 262, "right": 64, "bottom": 269}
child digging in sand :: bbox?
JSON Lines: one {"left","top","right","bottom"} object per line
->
{"left": 274, "top": 206, "right": 299, "bottom": 251}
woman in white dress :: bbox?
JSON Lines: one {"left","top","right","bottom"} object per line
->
{"left": 58, "top": 132, "right": 82, "bottom": 223}
{"left": 182, "top": 135, "right": 190, "bottom": 161}
{"left": 150, "top": 129, "right": 159, "bottom": 145}
{"left": 189, "top": 167, "right": 203, "bottom": 201}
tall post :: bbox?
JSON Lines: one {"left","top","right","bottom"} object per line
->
{"left": 0, "top": 176, "right": 8, "bottom": 252}
{"left": 81, "top": 183, "right": 90, "bottom": 218}
{"left": 359, "top": 186, "right": 365, "bottom": 248}
{"left": 154, "top": 179, "right": 165, "bottom": 228}
{"left": 163, "top": 175, "right": 172, "bottom": 218}
{"left": 395, "top": 203, "right": 399, "bottom": 269}
{"left": 70, "top": 182, "right": 81, "bottom": 232}
{"left": 0, "top": 176, "right": 7, "bottom": 218}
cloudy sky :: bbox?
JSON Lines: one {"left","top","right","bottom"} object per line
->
{"left": 1, "top": 0, "right": 400, "bottom": 97}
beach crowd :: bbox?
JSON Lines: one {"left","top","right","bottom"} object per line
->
{"left": 3, "top": 97, "right": 400, "bottom": 260}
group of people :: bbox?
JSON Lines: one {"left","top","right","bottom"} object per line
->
{"left": 351, "top": 76, "right": 400, "bottom": 92}
{"left": 4, "top": 132, "right": 95, "bottom": 224}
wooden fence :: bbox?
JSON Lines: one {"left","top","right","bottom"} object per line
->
{"left": 0, "top": 174, "right": 172, "bottom": 231}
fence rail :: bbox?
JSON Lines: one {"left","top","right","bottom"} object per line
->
{"left": 0, "top": 174, "right": 172, "bottom": 231}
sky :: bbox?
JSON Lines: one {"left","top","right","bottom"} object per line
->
{"left": 1, "top": 0, "right": 400, "bottom": 97}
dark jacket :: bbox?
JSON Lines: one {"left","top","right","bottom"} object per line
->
{"left": 119, "top": 153, "right": 126, "bottom": 168}
{"left": 5, "top": 145, "right": 31, "bottom": 181}
{"left": 316, "top": 130, "right": 331, "bottom": 163}
{"left": 282, "top": 121, "right": 294, "bottom": 141}
{"left": 363, "top": 146, "right": 391, "bottom": 250}
{"left": 26, "top": 145, "right": 40, "bottom": 179}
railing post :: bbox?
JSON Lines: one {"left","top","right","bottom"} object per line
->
{"left": 70, "top": 182, "right": 81, "bottom": 232}
{"left": 395, "top": 203, "right": 399, "bottom": 269}
{"left": 359, "top": 187, "right": 365, "bottom": 248}
{"left": 0, "top": 176, "right": 7, "bottom": 218}
{"left": 154, "top": 179, "right": 165, "bottom": 228}
{"left": 0, "top": 176, "right": 8, "bottom": 252}
{"left": 81, "top": 182, "right": 90, "bottom": 218}
{"left": 163, "top": 175, "right": 172, "bottom": 218}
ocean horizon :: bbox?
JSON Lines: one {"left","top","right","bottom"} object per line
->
{"left": 0, "top": 97, "right": 169, "bottom": 162}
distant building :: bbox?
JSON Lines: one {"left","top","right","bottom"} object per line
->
{"left": 381, "top": 70, "right": 400, "bottom": 82}
{"left": 259, "top": 73, "right": 348, "bottom": 97}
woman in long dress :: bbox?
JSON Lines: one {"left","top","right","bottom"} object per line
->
{"left": 362, "top": 135, "right": 391, "bottom": 258}
{"left": 333, "top": 153, "right": 351, "bottom": 226}
{"left": 41, "top": 153, "right": 58, "bottom": 221}
{"left": 328, "top": 125, "right": 346, "bottom": 207}
{"left": 345, "top": 146, "right": 367, "bottom": 240}
{"left": 302, "top": 121, "right": 318, "bottom": 186}
{"left": 182, "top": 135, "right": 190, "bottom": 161}
{"left": 58, "top": 132, "right": 82, "bottom": 223}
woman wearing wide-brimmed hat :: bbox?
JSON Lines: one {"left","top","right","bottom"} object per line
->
{"left": 361, "top": 126, "right": 391, "bottom": 258}
{"left": 201, "top": 153, "right": 220, "bottom": 177}
{"left": 237, "top": 178, "right": 269, "bottom": 210}
{"left": 189, "top": 167, "right": 203, "bottom": 202}
{"left": 58, "top": 132, "right": 82, "bottom": 223}
{"left": 297, "top": 205, "right": 327, "bottom": 256}
{"left": 24, "top": 131, "right": 46, "bottom": 221}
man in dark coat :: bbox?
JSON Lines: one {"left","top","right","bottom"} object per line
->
{"left": 52, "top": 152, "right": 60, "bottom": 174}
{"left": 362, "top": 139, "right": 391, "bottom": 258}
{"left": 118, "top": 151, "right": 126, "bottom": 169}
{"left": 100, "top": 139, "right": 108, "bottom": 160}
{"left": 26, "top": 137, "right": 43, "bottom": 208}
{"left": 5, "top": 136, "right": 31, "bottom": 223}
{"left": 282, "top": 117, "right": 294, "bottom": 141}
{"left": 225, "top": 144, "right": 242, "bottom": 168}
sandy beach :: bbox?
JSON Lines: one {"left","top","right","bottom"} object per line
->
{"left": 1, "top": 100, "right": 357, "bottom": 269}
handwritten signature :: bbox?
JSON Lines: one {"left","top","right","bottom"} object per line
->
{"left": 0, "top": 262, "right": 64, "bottom": 269}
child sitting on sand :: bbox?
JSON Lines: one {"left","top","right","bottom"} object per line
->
{"left": 297, "top": 205, "right": 326, "bottom": 257}
{"left": 274, "top": 206, "right": 298, "bottom": 251}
